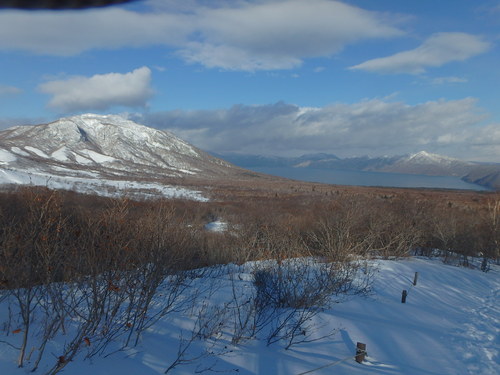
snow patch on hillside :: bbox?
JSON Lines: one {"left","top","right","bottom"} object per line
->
{"left": 0, "top": 149, "right": 16, "bottom": 163}
{"left": 0, "top": 168, "right": 207, "bottom": 201}
{"left": 74, "top": 154, "right": 93, "bottom": 164}
{"left": 51, "top": 146, "right": 70, "bottom": 161}
{"left": 10, "top": 147, "right": 29, "bottom": 157}
{"left": 25, "top": 146, "right": 49, "bottom": 158}
{"left": 80, "top": 149, "right": 117, "bottom": 163}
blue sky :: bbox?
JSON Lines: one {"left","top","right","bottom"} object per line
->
{"left": 0, "top": 0, "right": 499, "bottom": 161}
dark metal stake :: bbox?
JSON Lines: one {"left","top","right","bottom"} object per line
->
{"left": 401, "top": 290, "right": 408, "bottom": 303}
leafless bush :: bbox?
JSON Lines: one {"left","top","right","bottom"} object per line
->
{"left": 251, "top": 257, "right": 371, "bottom": 349}
{"left": 0, "top": 189, "right": 210, "bottom": 373}
{"left": 479, "top": 195, "right": 500, "bottom": 266}
{"left": 163, "top": 299, "right": 230, "bottom": 374}
{"left": 307, "top": 199, "right": 371, "bottom": 260}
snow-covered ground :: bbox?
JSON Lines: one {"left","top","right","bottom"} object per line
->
{"left": 0, "top": 168, "right": 208, "bottom": 201}
{"left": 0, "top": 257, "right": 498, "bottom": 375}
{"left": 204, "top": 220, "right": 228, "bottom": 232}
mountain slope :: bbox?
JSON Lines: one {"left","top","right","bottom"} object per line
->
{"left": 463, "top": 168, "right": 500, "bottom": 190}
{"left": 0, "top": 114, "right": 242, "bottom": 198}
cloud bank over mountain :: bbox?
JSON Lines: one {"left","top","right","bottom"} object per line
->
{"left": 137, "top": 98, "right": 498, "bottom": 163}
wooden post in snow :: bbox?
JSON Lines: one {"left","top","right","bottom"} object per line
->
{"left": 413, "top": 272, "right": 419, "bottom": 286}
{"left": 355, "top": 342, "right": 366, "bottom": 363}
{"left": 401, "top": 290, "right": 408, "bottom": 303}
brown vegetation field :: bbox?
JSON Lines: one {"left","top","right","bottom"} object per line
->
{"left": 1, "top": 176, "right": 498, "bottom": 289}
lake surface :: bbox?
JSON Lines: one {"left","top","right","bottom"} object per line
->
{"left": 250, "top": 167, "right": 490, "bottom": 191}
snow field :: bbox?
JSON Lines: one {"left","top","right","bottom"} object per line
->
{"left": 0, "top": 149, "right": 17, "bottom": 163}
{"left": 0, "top": 257, "right": 497, "bottom": 375}
{"left": 0, "top": 168, "right": 207, "bottom": 201}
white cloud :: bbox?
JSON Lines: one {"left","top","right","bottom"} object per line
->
{"left": 0, "top": 84, "right": 22, "bottom": 96}
{"left": 178, "top": 42, "right": 303, "bottom": 70}
{"left": 180, "top": 0, "right": 404, "bottom": 71}
{"left": 0, "top": 1, "right": 404, "bottom": 70}
{"left": 138, "top": 98, "right": 499, "bottom": 162}
{"left": 350, "top": 32, "right": 491, "bottom": 74}
{"left": 0, "top": 8, "right": 190, "bottom": 56}
{"left": 38, "top": 67, "right": 153, "bottom": 112}
{"left": 431, "top": 76, "right": 468, "bottom": 85}
{"left": 462, "top": 123, "right": 500, "bottom": 162}
{"left": 487, "top": 2, "right": 500, "bottom": 14}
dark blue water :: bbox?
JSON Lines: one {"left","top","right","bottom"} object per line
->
{"left": 250, "top": 167, "right": 490, "bottom": 191}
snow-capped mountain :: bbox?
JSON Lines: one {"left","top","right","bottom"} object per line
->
{"left": 402, "top": 151, "right": 458, "bottom": 165}
{"left": 378, "top": 151, "right": 475, "bottom": 176}
{"left": 376, "top": 151, "right": 500, "bottom": 189}
{"left": 0, "top": 114, "right": 239, "bottom": 198}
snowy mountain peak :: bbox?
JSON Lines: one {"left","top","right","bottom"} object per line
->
{"left": 1, "top": 114, "right": 204, "bottom": 170}
{"left": 380, "top": 150, "right": 477, "bottom": 178}
{"left": 49, "top": 113, "right": 197, "bottom": 154}
{"left": 405, "top": 151, "right": 457, "bottom": 164}
{"left": 59, "top": 114, "right": 164, "bottom": 138}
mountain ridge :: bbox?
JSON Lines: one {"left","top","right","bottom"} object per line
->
{"left": 216, "top": 151, "right": 500, "bottom": 190}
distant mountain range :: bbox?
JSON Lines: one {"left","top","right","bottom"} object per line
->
{"left": 214, "top": 151, "right": 500, "bottom": 190}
